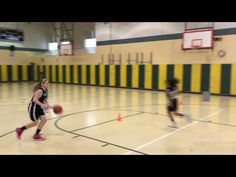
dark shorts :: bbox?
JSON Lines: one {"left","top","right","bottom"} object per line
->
{"left": 28, "top": 103, "right": 45, "bottom": 121}
{"left": 167, "top": 99, "right": 178, "bottom": 112}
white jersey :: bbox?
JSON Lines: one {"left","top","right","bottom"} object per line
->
{"left": 166, "top": 86, "right": 178, "bottom": 100}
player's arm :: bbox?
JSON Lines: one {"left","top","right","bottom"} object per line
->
{"left": 44, "top": 99, "right": 52, "bottom": 109}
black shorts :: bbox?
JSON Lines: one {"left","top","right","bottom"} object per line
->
{"left": 28, "top": 103, "right": 45, "bottom": 121}
{"left": 167, "top": 99, "right": 178, "bottom": 112}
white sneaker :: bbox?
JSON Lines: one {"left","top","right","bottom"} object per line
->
{"left": 168, "top": 121, "right": 177, "bottom": 128}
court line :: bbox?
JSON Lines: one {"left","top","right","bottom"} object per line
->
{"left": 0, "top": 115, "right": 62, "bottom": 138}
{"left": 0, "top": 104, "right": 229, "bottom": 154}
{"left": 0, "top": 107, "right": 120, "bottom": 138}
{"left": 54, "top": 115, "right": 148, "bottom": 155}
{"left": 70, "top": 112, "right": 143, "bottom": 132}
{"left": 0, "top": 130, "right": 15, "bottom": 138}
{"left": 113, "top": 108, "right": 236, "bottom": 128}
{"left": 123, "top": 108, "right": 224, "bottom": 155}
{"left": 0, "top": 103, "right": 229, "bottom": 154}
{"left": 1, "top": 103, "right": 234, "bottom": 139}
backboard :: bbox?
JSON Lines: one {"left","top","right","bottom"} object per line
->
{"left": 182, "top": 28, "right": 213, "bottom": 50}
{"left": 59, "top": 43, "right": 73, "bottom": 55}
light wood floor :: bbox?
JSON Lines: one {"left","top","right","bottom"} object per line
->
{"left": 0, "top": 82, "right": 236, "bottom": 154}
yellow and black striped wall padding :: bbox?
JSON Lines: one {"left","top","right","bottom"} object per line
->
{"left": 0, "top": 64, "right": 235, "bottom": 96}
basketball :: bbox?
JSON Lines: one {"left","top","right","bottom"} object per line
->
{"left": 53, "top": 104, "right": 63, "bottom": 114}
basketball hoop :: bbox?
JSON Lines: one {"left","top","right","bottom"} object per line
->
{"left": 59, "top": 43, "right": 73, "bottom": 56}
{"left": 182, "top": 28, "right": 213, "bottom": 50}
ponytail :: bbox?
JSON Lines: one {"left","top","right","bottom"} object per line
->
{"left": 33, "top": 82, "right": 41, "bottom": 92}
{"left": 33, "top": 78, "right": 47, "bottom": 92}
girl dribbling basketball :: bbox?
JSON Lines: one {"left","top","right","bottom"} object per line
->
{"left": 16, "top": 79, "right": 52, "bottom": 141}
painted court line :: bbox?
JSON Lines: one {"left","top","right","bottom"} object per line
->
{"left": 124, "top": 109, "right": 224, "bottom": 155}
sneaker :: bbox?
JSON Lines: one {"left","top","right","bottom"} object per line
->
{"left": 33, "top": 134, "right": 45, "bottom": 141}
{"left": 16, "top": 128, "right": 23, "bottom": 140}
{"left": 168, "top": 122, "right": 178, "bottom": 128}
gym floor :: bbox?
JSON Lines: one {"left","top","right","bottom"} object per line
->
{"left": 0, "top": 82, "right": 236, "bottom": 155}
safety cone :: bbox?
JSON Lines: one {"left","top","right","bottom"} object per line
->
{"left": 117, "top": 113, "right": 122, "bottom": 121}
{"left": 179, "top": 100, "right": 183, "bottom": 105}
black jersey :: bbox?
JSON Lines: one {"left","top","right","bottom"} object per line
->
{"left": 38, "top": 88, "right": 48, "bottom": 103}
{"left": 28, "top": 88, "right": 48, "bottom": 121}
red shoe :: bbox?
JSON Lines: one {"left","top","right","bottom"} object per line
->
{"left": 16, "top": 128, "right": 23, "bottom": 140}
{"left": 33, "top": 134, "right": 45, "bottom": 141}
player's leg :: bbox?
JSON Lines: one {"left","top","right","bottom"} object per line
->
{"left": 33, "top": 115, "right": 47, "bottom": 141}
{"left": 16, "top": 121, "right": 38, "bottom": 140}
{"left": 16, "top": 106, "right": 39, "bottom": 140}
{"left": 174, "top": 100, "right": 191, "bottom": 120}
{"left": 174, "top": 112, "right": 184, "bottom": 116}
{"left": 167, "top": 106, "right": 177, "bottom": 128}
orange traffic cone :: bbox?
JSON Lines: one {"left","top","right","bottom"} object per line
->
{"left": 179, "top": 100, "right": 183, "bottom": 105}
{"left": 117, "top": 113, "right": 122, "bottom": 121}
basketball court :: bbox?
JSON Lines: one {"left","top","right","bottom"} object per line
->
{"left": 0, "top": 82, "right": 236, "bottom": 155}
